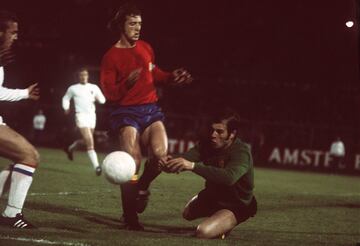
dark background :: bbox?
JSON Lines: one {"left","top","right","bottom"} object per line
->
{"left": 1, "top": 0, "right": 360, "bottom": 164}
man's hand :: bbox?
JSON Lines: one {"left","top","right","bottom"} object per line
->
{"left": 164, "top": 157, "right": 195, "bottom": 173}
{"left": 126, "top": 68, "right": 142, "bottom": 89}
{"left": 27, "top": 83, "right": 40, "bottom": 100}
{"left": 171, "top": 68, "right": 193, "bottom": 85}
{"left": 158, "top": 155, "right": 172, "bottom": 172}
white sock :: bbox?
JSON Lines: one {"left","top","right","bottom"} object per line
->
{"left": 87, "top": 150, "right": 100, "bottom": 169}
{"left": 0, "top": 165, "right": 13, "bottom": 197}
{"left": 3, "top": 164, "right": 35, "bottom": 218}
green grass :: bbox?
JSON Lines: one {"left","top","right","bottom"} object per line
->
{"left": 0, "top": 147, "right": 359, "bottom": 246}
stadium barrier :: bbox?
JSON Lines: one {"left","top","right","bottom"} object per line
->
{"left": 1, "top": 103, "right": 359, "bottom": 175}
{"left": 257, "top": 146, "right": 360, "bottom": 174}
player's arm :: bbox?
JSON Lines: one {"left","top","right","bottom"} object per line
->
{"left": 125, "top": 68, "right": 142, "bottom": 89}
{"left": 150, "top": 52, "right": 192, "bottom": 85}
{"left": 62, "top": 87, "right": 73, "bottom": 114}
{"left": 94, "top": 85, "right": 106, "bottom": 104}
{"left": 166, "top": 145, "right": 251, "bottom": 186}
{"left": 146, "top": 42, "right": 192, "bottom": 85}
{"left": 160, "top": 145, "right": 201, "bottom": 172}
{"left": 0, "top": 83, "right": 39, "bottom": 101}
{"left": 153, "top": 66, "right": 193, "bottom": 86}
{"left": 192, "top": 145, "right": 251, "bottom": 186}
{"left": 152, "top": 66, "right": 172, "bottom": 84}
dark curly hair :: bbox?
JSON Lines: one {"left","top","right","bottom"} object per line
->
{"left": 107, "top": 2, "right": 141, "bottom": 34}
{"left": 210, "top": 108, "right": 241, "bottom": 137}
{"left": 0, "top": 10, "right": 18, "bottom": 32}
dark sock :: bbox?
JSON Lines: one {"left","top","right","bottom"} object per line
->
{"left": 120, "top": 182, "right": 138, "bottom": 224}
{"left": 137, "top": 159, "right": 161, "bottom": 191}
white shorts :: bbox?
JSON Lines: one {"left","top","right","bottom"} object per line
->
{"left": 0, "top": 116, "right": 6, "bottom": 126}
{"left": 75, "top": 113, "right": 96, "bottom": 129}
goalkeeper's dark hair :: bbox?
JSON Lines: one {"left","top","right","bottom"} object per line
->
{"left": 197, "top": 108, "right": 241, "bottom": 158}
{"left": 210, "top": 108, "right": 241, "bottom": 137}
{"left": 0, "top": 10, "right": 18, "bottom": 32}
{"left": 107, "top": 2, "right": 141, "bottom": 34}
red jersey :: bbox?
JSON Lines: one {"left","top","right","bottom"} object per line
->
{"left": 100, "top": 40, "right": 172, "bottom": 106}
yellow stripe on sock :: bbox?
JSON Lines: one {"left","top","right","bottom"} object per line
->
{"left": 130, "top": 174, "right": 138, "bottom": 184}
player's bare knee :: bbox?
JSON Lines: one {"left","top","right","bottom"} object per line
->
{"left": 130, "top": 151, "right": 142, "bottom": 167}
{"left": 22, "top": 147, "right": 40, "bottom": 167}
{"left": 30, "top": 148, "right": 40, "bottom": 166}
{"left": 152, "top": 147, "right": 167, "bottom": 160}
{"left": 85, "top": 142, "right": 94, "bottom": 150}
{"left": 195, "top": 225, "right": 212, "bottom": 239}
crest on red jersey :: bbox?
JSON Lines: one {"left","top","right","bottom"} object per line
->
{"left": 148, "top": 62, "right": 155, "bottom": 71}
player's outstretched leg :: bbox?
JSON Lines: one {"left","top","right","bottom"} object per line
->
{"left": 137, "top": 121, "right": 167, "bottom": 214}
{"left": 0, "top": 125, "right": 39, "bottom": 229}
{"left": 120, "top": 178, "right": 144, "bottom": 231}
{"left": 64, "top": 139, "right": 81, "bottom": 161}
{"left": 87, "top": 149, "right": 101, "bottom": 176}
{"left": 1, "top": 163, "right": 38, "bottom": 229}
{"left": 0, "top": 164, "right": 13, "bottom": 197}
{"left": 194, "top": 209, "right": 237, "bottom": 239}
{"left": 136, "top": 159, "right": 160, "bottom": 213}
{"left": 79, "top": 127, "right": 101, "bottom": 176}
{"left": 117, "top": 126, "right": 144, "bottom": 230}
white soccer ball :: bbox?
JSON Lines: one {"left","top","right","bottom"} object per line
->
{"left": 102, "top": 151, "right": 136, "bottom": 184}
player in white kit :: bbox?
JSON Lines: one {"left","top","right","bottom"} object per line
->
{"left": 0, "top": 10, "right": 40, "bottom": 229}
{"left": 62, "top": 67, "right": 106, "bottom": 175}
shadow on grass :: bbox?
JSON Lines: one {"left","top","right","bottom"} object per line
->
{"left": 85, "top": 216, "right": 195, "bottom": 235}
{"left": 140, "top": 222, "right": 195, "bottom": 235}
{"left": 26, "top": 200, "right": 195, "bottom": 236}
{"left": 26, "top": 200, "right": 118, "bottom": 232}
{"left": 236, "top": 228, "right": 360, "bottom": 237}
{"left": 329, "top": 203, "right": 360, "bottom": 209}
{"left": 262, "top": 201, "right": 360, "bottom": 211}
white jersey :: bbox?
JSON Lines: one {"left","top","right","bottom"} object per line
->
{"left": 33, "top": 114, "right": 46, "bottom": 130}
{"left": 62, "top": 83, "right": 106, "bottom": 114}
{"left": 0, "top": 66, "right": 29, "bottom": 124}
{"left": 0, "top": 67, "right": 29, "bottom": 102}
{"left": 330, "top": 140, "right": 345, "bottom": 157}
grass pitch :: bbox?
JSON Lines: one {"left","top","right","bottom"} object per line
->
{"left": 0, "top": 147, "right": 359, "bottom": 246}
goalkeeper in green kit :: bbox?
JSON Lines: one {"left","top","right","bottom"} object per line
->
{"left": 160, "top": 109, "right": 257, "bottom": 239}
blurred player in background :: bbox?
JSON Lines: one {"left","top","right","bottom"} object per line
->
{"left": 62, "top": 67, "right": 106, "bottom": 176}
{"left": 329, "top": 136, "right": 346, "bottom": 171}
{"left": 160, "top": 109, "right": 257, "bottom": 239}
{"left": 0, "top": 10, "right": 40, "bottom": 229}
{"left": 100, "top": 3, "right": 192, "bottom": 230}
{"left": 32, "top": 109, "right": 46, "bottom": 145}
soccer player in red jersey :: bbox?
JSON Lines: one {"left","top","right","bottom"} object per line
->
{"left": 100, "top": 3, "right": 192, "bottom": 230}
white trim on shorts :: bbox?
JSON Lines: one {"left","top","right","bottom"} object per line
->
{"left": 0, "top": 116, "right": 6, "bottom": 126}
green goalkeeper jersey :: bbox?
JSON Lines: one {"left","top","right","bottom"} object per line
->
{"left": 182, "top": 138, "right": 254, "bottom": 207}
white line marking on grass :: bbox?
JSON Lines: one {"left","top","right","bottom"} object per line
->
{"left": 28, "top": 189, "right": 113, "bottom": 196}
{"left": 26, "top": 188, "right": 160, "bottom": 197}
{"left": 0, "top": 236, "right": 91, "bottom": 246}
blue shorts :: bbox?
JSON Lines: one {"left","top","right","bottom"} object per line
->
{"left": 110, "top": 103, "right": 165, "bottom": 134}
